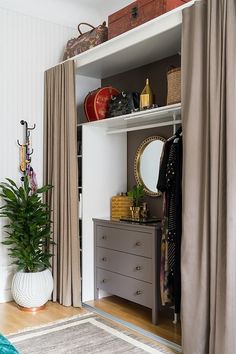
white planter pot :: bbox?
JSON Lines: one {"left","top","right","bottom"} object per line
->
{"left": 11, "top": 269, "right": 53, "bottom": 308}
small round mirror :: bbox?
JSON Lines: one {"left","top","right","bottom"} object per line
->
{"left": 134, "top": 136, "right": 166, "bottom": 197}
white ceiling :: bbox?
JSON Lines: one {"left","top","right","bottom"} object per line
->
{"left": 0, "top": 0, "right": 134, "bottom": 28}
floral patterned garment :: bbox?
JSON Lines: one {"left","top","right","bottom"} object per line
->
{"left": 160, "top": 193, "right": 174, "bottom": 305}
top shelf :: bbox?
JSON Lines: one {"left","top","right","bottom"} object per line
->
{"left": 73, "top": 1, "right": 195, "bottom": 79}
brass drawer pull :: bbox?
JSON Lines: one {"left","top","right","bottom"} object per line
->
{"left": 102, "top": 257, "right": 107, "bottom": 262}
{"left": 136, "top": 290, "right": 142, "bottom": 295}
{"left": 135, "top": 241, "right": 141, "bottom": 246}
{"left": 102, "top": 235, "right": 107, "bottom": 240}
{"left": 135, "top": 266, "right": 142, "bottom": 271}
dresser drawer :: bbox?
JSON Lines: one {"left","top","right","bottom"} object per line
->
{"left": 96, "top": 247, "right": 152, "bottom": 283}
{"left": 96, "top": 225, "right": 152, "bottom": 258}
{"left": 96, "top": 268, "right": 152, "bottom": 308}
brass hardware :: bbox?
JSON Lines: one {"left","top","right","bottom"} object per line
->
{"left": 135, "top": 241, "right": 141, "bottom": 246}
{"left": 130, "top": 206, "right": 140, "bottom": 220}
{"left": 102, "top": 257, "right": 107, "bottom": 262}
{"left": 136, "top": 290, "right": 142, "bottom": 295}
{"left": 131, "top": 6, "right": 138, "bottom": 19}
{"left": 136, "top": 266, "right": 142, "bottom": 271}
{"left": 140, "top": 202, "right": 148, "bottom": 219}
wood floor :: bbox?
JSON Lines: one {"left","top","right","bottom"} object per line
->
{"left": 0, "top": 298, "right": 181, "bottom": 348}
{"left": 0, "top": 301, "right": 87, "bottom": 335}
{"left": 86, "top": 295, "right": 182, "bottom": 346}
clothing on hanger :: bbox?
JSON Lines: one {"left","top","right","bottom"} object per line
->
{"left": 157, "top": 127, "right": 182, "bottom": 314}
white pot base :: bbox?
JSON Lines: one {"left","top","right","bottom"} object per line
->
{"left": 12, "top": 269, "right": 53, "bottom": 308}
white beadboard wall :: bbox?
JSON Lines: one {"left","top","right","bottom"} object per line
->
{"left": 0, "top": 7, "right": 76, "bottom": 302}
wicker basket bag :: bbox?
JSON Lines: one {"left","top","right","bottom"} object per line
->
{"left": 166, "top": 67, "right": 181, "bottom": 105}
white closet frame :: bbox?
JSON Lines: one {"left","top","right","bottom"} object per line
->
{"left": 73, "top": 1, "right": 195, "bottom": 302}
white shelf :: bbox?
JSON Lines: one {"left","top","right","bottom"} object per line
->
{"left": 78, "top": 103, "right": 181, "bottom": 134}
{"left": 71, "top": 1, "right": 195, "bottom": 79}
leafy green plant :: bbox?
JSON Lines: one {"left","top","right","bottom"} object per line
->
{"left": 127, "top": 184, "right": 144, "bottom": 207}
{"left": 0, "top": 178, "right": 54, "bottom": 273}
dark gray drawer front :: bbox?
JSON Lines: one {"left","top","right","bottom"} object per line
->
{"left": 96, "top": 268, "right": 152, "bottom": 308}
{"left": 96, "top": 247, "right": 152, "bottom": 283}
{"left": 96, "top": 225, "right": 152, "bottom": 258}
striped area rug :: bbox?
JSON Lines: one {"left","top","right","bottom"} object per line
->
{"left": 7, "top": 313, "right": 177, "bottom": 354}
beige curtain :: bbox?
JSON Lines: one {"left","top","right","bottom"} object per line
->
{"left": 181, "top": 1, "right": 236, "bottom": 353}
{"left": 43, "top": 61, "right": 81, "bottom": 307}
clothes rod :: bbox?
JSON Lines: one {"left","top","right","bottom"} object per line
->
{"left": 106, "top": 120, "right": 182, "bottom": 135}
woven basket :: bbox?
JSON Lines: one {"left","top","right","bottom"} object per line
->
{"left": 111, "top": 195, "right": 133, "bottom": 219}
{"left": 167, "top": 67, "right": 181, "bottom": 105}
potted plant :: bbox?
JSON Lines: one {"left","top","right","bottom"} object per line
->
{"left": 0, "top": 178, "right": 54, "bottom": 310}
{"left": 127, "top": 184, "right": 144, "bottom": 219}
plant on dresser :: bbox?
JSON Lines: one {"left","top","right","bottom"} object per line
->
{"left": 0, "top": 178, "right": 54, "bottom": 310}
{"left": 127, "top": 184, "right": 144, "bottom": 207}
{"left": 128, "top": 184, "right": 144, "bottom": 219}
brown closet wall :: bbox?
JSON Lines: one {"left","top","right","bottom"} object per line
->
{"left": 102, "top": 54, "right": 181, "bottom": 217}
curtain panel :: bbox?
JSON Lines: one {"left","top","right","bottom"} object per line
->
{"left": 181, "top": 1, "right": 236, "bottom": 353}
{"left": 43, "top": 61, "right": 81, "bottom": 307}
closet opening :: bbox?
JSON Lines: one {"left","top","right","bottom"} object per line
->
{"left": 77, "top": 53, "right": 183, "bottom": 351}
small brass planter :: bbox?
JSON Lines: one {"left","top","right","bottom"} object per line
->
{"left": 130, "top": 206, "right": 141, "bottom": 220}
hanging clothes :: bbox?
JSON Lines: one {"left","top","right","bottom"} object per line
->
{"left": 157, "top": 127, "right": 182, "bottom": 314}
{"left": 27, "top": 167, "right": 38, "bottom": 193}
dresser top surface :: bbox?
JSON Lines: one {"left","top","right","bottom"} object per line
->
{"left": 93, "top": 217, "right": 162, "bottom": 230}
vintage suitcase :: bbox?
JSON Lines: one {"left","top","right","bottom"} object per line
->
{"left": 84, "top": 87, "right": 119, "bottom": 122}
{"left": 108, "top": 0, "right": 190, "bottom": 39}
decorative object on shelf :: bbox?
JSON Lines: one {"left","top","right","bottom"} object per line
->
{"left": 84, "top": 86, "right": 119, "bottom": 122}
{"left": 111, "top": 193, "right": 133, "bottom": 219}
{"left": 140, "top": 202, "right": 149, "bottom": 219}
{"left": 128, "top": 184, "right": 144, "bottom": 220}
{"left": 139, "top": 103, "right": 159, "bottom": 111}
{"left": 134, "top": 136, "right": 166, "bottom": 197}
{"left": 166, "top": 67, "right": 181, "bottom": 105}
{"left": 140, "top": 78, "right": 153, "bottom": 109}
{"left": 108, "top": 0, "right": 190, "bottom": 39}
{"left": 0, "top": 178, "right": 54, "bottom": 311}
{"left": 130, "top": 206, "right": 141, "bottom": 220}
{"left": 63, "top": 22, "right": 108, "bottom": 60}
{"left": 107, "top": 91, "right": 140, "bottom": 118}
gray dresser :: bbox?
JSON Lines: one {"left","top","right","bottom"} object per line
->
{"left": 93, "top": 218, "right": 161, "bottom": 324}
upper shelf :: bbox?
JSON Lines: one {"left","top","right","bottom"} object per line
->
{"left": 72, "top": 1, "right": 195, "bottom": 79}
{"left": 78, "top": 103, "right": 181, "bottom": 134}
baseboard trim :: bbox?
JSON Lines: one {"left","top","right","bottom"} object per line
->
{"left": 0, "top": 288, "right": 13, "bottom": 303}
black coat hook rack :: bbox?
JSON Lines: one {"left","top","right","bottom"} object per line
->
{"left": 17, "top": 120, "right": 36, "bottom": 181}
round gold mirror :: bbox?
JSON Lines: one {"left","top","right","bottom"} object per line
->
{"left": 134, "top": 136, "right": 166, "bottom": 197}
